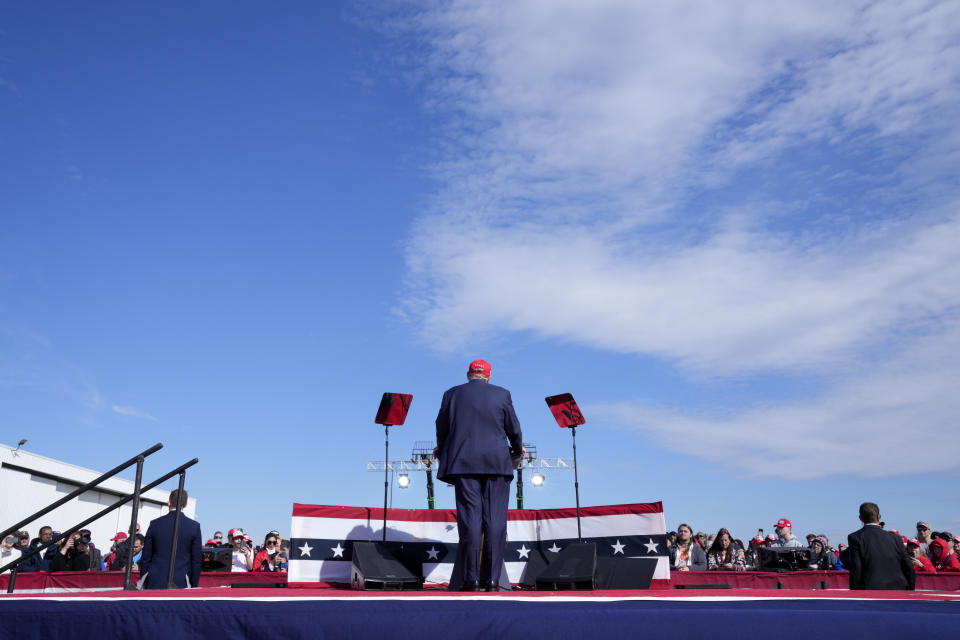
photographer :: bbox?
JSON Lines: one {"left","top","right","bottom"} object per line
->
{"left": 49, "top": 532, "right": 92, "bottom": 572}
{"left": 252, "top": 533, "right": 286, "bottom": 572}
{"left": 229, "top": 529, "right": 253, "bottom": 572}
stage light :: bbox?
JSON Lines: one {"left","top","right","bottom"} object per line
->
{"left": 531, "top": 473, "right": 545, "bottom": 487}
{"left": 397, "top": 473, "right": 410, "bottom": 488}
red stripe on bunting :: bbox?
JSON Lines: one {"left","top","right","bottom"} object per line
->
{"left": 292, "top": 502, "right": 662, "bottom": 522}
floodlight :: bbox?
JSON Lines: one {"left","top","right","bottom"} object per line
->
{"left": 397, "top": 473, "right": 410, "bottom": 488}
{"left": 531, "top": 473, "right": 545, "bottom": 487}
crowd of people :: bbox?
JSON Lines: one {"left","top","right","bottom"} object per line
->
{"left": 0, "top": 525, "right": 289, "bottom": 574}
{"left": 668, "top": 517, "right": 960, "bottom": 573}
{"left": 5, "top": 515, "right": 959, "bottom": 577}
{"left": 201, "top": 528, "right": 290, "bottom": 572}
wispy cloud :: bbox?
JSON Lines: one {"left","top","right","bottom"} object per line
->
{"left": 111, "top": 405, "right": 158, "bottom": 422}
{"left": 389, "top": 0, "right": 960, "bottom": 477}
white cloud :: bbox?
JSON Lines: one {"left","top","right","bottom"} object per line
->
{"left": 401, "top": 0, "right": 960, "bottom": 372}
{"left": 389, "top": 1, "right": 960, "bottom": 478}
{"left": 592, "top": 319, "right": 960, "bottom": 479}
{"left": 111, "top": 405, "right": 157, "bottom": 422}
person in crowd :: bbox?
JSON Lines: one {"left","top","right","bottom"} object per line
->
{"left": 847, "top": 502, "right": 914, "bottom": 590}
{"left": 671, "top": 523, "right": 707, "bottom": 571}
{"left": 928, "top": 537, "right": 960, "bottom": 572}
{"left": 19, "top": 526, "right": 54, "bottom": 572}
{"left": 745, "top": 534, "right": 765, "bottom": 570}
{"left": 770, "top": 518, "right": 804, "bottom": 548}
{"left": 213, "top": 531, "right": 225, "bottom": 547}
{"left": 105, "top": 532, "right": 128, "bottom": 570}
{"left": 907, "top": 539, "right": 935, "bottom": 572}
{"left": 937, "top": 531, "right": 956, "bottom": 554}
{"left": 666, "top": 531, "right": 677, "bottom": 547}
{"left": 807, "top": 537, "right": 836, "bottom": 569}
{"left": 707, "top": 528, "right": 746, "bottom": 571}
{"left": 16, "top": 531, "right": 30, "bottom": 552}
{"left": 1, "top": 534, "right": 22, "bottom": 573}
{"left": 78, "top": 529, "right": 103, "bottom": 571}
{"left": 126, "top": 534, "right": 145, "bottom": 572}
{"left": 253, "top": 533, "right": 286, "bottom": 572}
{"left": 49, "top": 531, "right": 92, "bottom": 572}
{"left": 695, "top": 532, "right": 708, "bottom": 549}
{"left": 915, "top": 522, "right": 932, "bottom": 555}
{"left": 805, "top": 533, "right": 816, "bottom": 546}
{"left": 140, "top": 489, "right": 203, "bottom": 589}
{"left": 230, "top": 529, "right": 253, "bottom": 572}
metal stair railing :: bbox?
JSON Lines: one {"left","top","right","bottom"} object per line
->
{"left": 0, "top": 444, "right": 198, "bottom": 593}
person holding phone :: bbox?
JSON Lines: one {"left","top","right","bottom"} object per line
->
{"left": 230, "top": 529, "right": 253, "bottom": 572}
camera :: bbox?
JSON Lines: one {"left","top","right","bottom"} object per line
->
{"left": 77, "top": 534, "right": 91, "bottom": 545}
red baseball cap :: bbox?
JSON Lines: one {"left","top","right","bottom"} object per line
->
{"left": 774, "top": 518, "right": 792, "bottom": 528}
{"left": 751, "top": 535, "right": 765, "bottom": 544}
{"left": 110, "top": 532, "right": 128, "bottom": 542}
{"left": 468, "top": 360, "right": 491, "bottom": 377}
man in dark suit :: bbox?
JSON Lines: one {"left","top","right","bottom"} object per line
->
{"left": 847, "top": 501, "right": 915, "bottom": 590}
{"left": 435, "top": 359, "right": 523, "bottom": 591}
{"left": 140, "top": 489, "right": 202, "bottom": 589}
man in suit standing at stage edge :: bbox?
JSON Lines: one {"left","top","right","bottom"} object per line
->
{"left": 435, "top": 359, "right": 524, "bottom": 591}
{"left": 847, "top": 501, "right": 915, "bottom": 590}
{"left": 140, "top": 489, "right": 202, "bottom": 589}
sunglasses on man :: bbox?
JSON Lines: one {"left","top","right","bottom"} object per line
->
{"left": 266, "top": 540, "right": 278, "bottom": 546}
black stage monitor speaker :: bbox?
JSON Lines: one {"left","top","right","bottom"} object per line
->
{"left": 596, "top": 557, "right": 657, "bottom": 590}
{"left": 520, "top": 548, "right": 552, "bottom": 588}
{"left": 535, "top": 543, "right": 597, "bottom": 590}
{"left": 758, "top": 547, "right": 812, "bottom": 572}
{"left": 201, "top": 547, "right": 233, "bottom": 572}
{"left": 351, "top": 542, "right": 421, "bottom": 590}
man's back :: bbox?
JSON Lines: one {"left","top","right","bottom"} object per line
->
{"left": 847, "top": 524, "right": 914, "bottom": 590}
{"left": 435, "top": 379, "right": 522, "bottom": 482}
{"left": 141, "top": 511, "right": 202, "bottom": 589}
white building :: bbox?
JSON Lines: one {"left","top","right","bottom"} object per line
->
{"left": 1, "top": 443, "right": 197, "bottom": 551}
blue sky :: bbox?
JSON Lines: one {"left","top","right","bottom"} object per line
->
{"left": 2, "top": 1, "right": 959, "bottom": 548}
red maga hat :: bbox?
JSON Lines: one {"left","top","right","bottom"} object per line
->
{"left": 468, "top": 359, "right": 491, "bottom": 376}
{"left": 774, "top": 518, "right": 792, "bottom": 529}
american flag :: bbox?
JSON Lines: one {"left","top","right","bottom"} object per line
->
{"left": 288, "top": 502, "right": 669, "bottom": 587}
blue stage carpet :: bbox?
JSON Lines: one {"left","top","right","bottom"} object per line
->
{"left": 1, "top": 590, "right": 958, "bottom": 640}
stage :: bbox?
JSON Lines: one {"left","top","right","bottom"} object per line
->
{"left": 1, "top": 585, "right": 959, "bottom": 640}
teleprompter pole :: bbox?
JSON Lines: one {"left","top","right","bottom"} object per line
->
{"left": 571, "top": 426, "right": 582, "bottom": 543}
{"left": 166, "top": 470, "right": 186, "bottom": 588}
{"left": 383, "top": 424, "right": 390, "bottom": 542}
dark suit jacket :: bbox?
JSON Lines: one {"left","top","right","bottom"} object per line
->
{"left": 140, "top": 511, "right": 202, "bottom": 589}
{"left": 435, "top": 379, "right": 523, "bottom": 483}
{"left": 847, "top": 524, "right": 915, "bottom": 590}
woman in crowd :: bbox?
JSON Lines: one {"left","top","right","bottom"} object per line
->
{"left": 707, "top": 528, "right": 746, "bottom": 571}
{"left": 230, "top": 528, "right": 254, "bottom": 572}
{"left": 253, "top": 533, "right": 286, "bottom": 572}
{"left": 807, "top": 537, "right": 836, "bottom": 569}
{"left": 928, "top": 538, "right": 960, "bottom": 571}
{"left": 907, "top": 539, "right": 935, "bottom": 572}
{"left": 1, "top": 534, "right": 22, "bottom": 573}
{"left": 671, "top": 523, "right": 707, "bottom": 571}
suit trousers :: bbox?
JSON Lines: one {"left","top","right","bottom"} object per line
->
{"left": 453, "top": 474, "right": 511, "bottom": 584}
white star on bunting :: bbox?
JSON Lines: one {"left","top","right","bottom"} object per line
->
{"left": 298, "top": 542, "right": 313, "bottom": 557}
{"left": 517, "top": 544, "right": 531, "bottom": 559}
{"left": 426, "top": 546, "right": 439, "bottom": 560}
{"left": 611, "top": 540, "right": 625, "bottom": 555}
{"left": 331, "top": 543, "right": 344, "bottom": 558}
{"left": 547, "top": 543, "right": 561, "bottom": 553}
{"left": 644, "top": 538, "right": 659, "bottom": 554}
